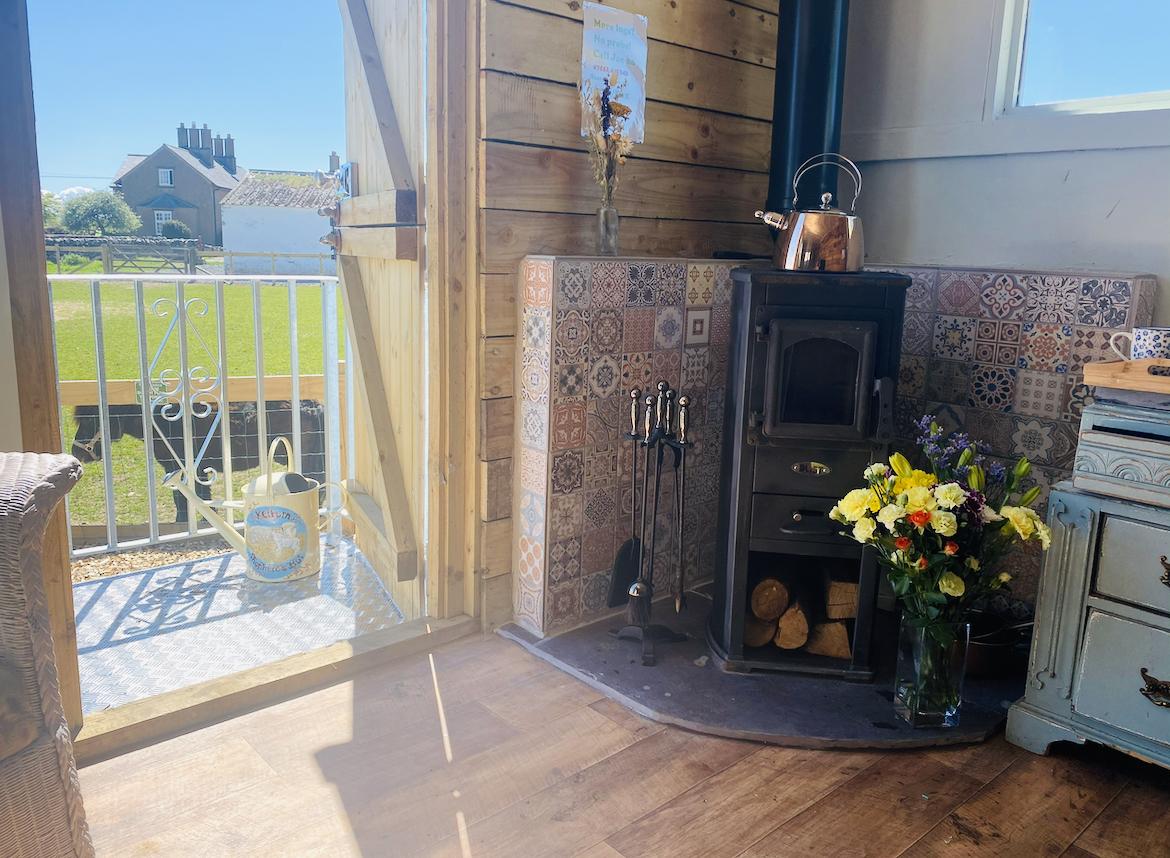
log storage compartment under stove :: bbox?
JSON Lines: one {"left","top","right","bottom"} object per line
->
{"left": 709, "top": 268, "right": 909, "bottom": 679}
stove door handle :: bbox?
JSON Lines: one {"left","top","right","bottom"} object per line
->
{"left": 780, "top": 509, "right": 835, "bottom": 535}
{"left": 873, "top": 376, "right": 894, "bottom": 443}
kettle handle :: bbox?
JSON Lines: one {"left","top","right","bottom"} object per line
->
{"left": 792, "top": 153, "right": 862, "bottom": 212}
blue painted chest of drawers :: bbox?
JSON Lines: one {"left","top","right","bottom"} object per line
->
{"left": 1007, "top": 484, "right": 1170, "bottom": 768}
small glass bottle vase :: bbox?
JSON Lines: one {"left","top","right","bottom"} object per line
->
{"left": 893, "top": 618, "right": 971, "bottom": 728}
{"left": 597, "top": 206, "right": 620, "bottom": 256}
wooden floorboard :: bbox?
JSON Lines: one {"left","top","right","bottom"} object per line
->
{"left": 76, "top": 632, "right": 1169, "bottom": 858}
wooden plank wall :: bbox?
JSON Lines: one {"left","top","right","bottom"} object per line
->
{"left": 474, "top": 0, "right": 776, "bottom": 622}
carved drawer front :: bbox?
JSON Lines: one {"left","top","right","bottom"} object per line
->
{"left": 1096, "top": 514, "right": 1170, "bottom": 618}
{"left": 752, "top": 446, "right": 874, "bottom": 499}
{"left": 1073, "top": 610, "right": 1170, "bottom": 746}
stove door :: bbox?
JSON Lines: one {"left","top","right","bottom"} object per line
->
{"left": 762, "top": 318, "right": 876, "bottom": 440}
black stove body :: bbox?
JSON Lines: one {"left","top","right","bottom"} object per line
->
{"left": 709, "top": 268, "right": 909, "bottom": 679}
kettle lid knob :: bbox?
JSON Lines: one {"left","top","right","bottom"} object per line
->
{"left": 820, "top": 192, "right": 834, "bottom": 210}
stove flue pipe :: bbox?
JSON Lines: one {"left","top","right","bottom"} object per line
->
{"left": 765, "top": 0, "right": 851, "bottom": 215}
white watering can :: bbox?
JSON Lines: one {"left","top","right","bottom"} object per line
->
{"left": 166, "top": 437, "right": 344, "bottom": 583}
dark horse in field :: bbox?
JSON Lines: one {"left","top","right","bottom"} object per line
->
{"left": 71, "top": 400, "right": 328, "bottom": 522}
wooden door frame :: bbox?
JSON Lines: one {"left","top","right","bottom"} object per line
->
{"left": 0, "top": 1, "right": 83, "bottom": 731}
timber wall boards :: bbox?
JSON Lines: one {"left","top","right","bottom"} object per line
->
{"left": 474, "top": 0, "right": 776, "bottom": 624}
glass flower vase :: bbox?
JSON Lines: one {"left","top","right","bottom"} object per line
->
{"left": 597, "top": 205, "right": 619, "bottom": 255}
{"left": 893, "top": 618, "right": 970, "bottom": 728}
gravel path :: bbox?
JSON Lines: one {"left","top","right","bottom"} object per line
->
{"left": 71, "top": 535, "right": 233, "bottom": 583}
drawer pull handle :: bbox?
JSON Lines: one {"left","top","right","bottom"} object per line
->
{"left": 1161, "top": 555, "right": 1170, "bottom": 588}
{"left": 792, "top": 461, "right": 832, "bottom": 477}
{"left": 1140, "top": 668, "right": 1170, "bottom": 708}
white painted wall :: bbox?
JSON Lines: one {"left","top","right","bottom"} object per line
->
{"left": 221, "top": 205, "right": 336, "bottom": 274}
{"left": 0, "top": 199, "right": 25, "bottom": 450}
{"left": 843, "top": 0, "right": 1170, "bottom": 323}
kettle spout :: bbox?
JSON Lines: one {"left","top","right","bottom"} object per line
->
{"left": 754, "top": 210, "right": 787, "bottom": 230}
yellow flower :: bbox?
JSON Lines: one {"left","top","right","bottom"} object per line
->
{"left": 931, "top": 510, "right": 958, "bottom": 537}
{"left": 837, "top": 488, "right": 873, "bottom": 522}
{"left": 996, "top": 572, "right": 1012, "bottom": 584}
{"left": 892, "top": 469, "right": 938, "bottom": 494}
{"left": 876, "top": 503, "right": 905, "bottom": 532}
{"left": 852, "top": 516, "right": 877, "bottom": 544}
{"left": 1036, "top": 520, "right": 1052, "bottom": 550}
{"left": 938, "top": 571, "right": 966, "bottom": 597}
{"left": 829, "top": 505, "right": 845, "bottom": 524}
{"left": 904, "top": 486, "right": 937, "bottom": 513}
{"left": 1000, "top": 505, "right": 1053, "bottom": 549}
{"left": 933, "top": 482, "right": 966, "bottom": 510}
{"left": 889, "top": 452, "right": 913, "bottom": 477}
{"left": 965, "top": 557, "right": 981, "bottom": 571}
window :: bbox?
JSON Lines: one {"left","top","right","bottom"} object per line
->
{"left": 158, "top": 168, "right": 174, "bottom": 187}
{"left": 1015, "top": 0, "right": 1170, "bottom": 108}
{"left": 154, "top": 210, "right": 173, "bottom": 236}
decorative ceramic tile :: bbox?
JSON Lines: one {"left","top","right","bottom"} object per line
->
{"left": 590, "top": 261, "right": 628, "bottom": 308}
{"left": 651, "top": 349, "right": 682, "bottom": 389}
{"left": 547, "top": 580, "right": 581, "bottom": 628}
{"left": 548, "top": 493, "right": 584, "bottom": 542}
{"left": 706, "top": 386, "right": 725, "bottom": 426}
{"left": 1018, "top": 322, "right": 1071, "bottom": 373}
{"left": 1062, "top": 378, "right": 1092, "bottom": 423}
{"left": 585, "top": 395, "right": 622, "bottom": 449}
{"left": 708, "top": 348, "right": 728, "bottom": 390}
{"left": 555, "top": 260, "right": 592, "bottom": 307}
{"left": 554, "top": 309, "right": 590, "bottom": 365}
{"left": 523, "top": 306, "right": 551, "bottom": 354}
{"left": 518, "top": 489, "right": 545, "bottom": 539}
{"left": 980, "top": 273, "right": 1027, "bottom": 320}
{"left": 932, "top": 314, "right": 977, "bottom": 360}
{"left": 580, "top": 571, "right": 610, "bottom": 613}
{"left": 936, "top": 271, "right": 984, "bottom": 316}
{"left": 519, "top": 398, "right": 548, "bottom": 447}
{"left": 1050, "top": 420, "right": 1078, "bottom": 469}
{"left": 687, "top": 263, "right": 718, "bottom": 302}
{"left": 548, "top": 537, "right": 581, "bottom": 585}
{"left": 521, "top": 355, "right": 550, "bottom": 404}
{"left": 655, "top": 306, "right": 684, "bottom": 350}
{"left": 969, "top": 364, "right": 1017, "bottom": 411}
{"left": 1022, "top": 275, "right": 1079, "bottom": 324}
{"left": 588, "top": 354, "right": 622, "bottom": 399}
{"left": 1014, "top": 369, "right": 1064, "bottom": 419}
{"left": 583, "top": 487, "right": 617, "bottom": 531}
{"left": 1077, "top": 278, "right": 1130, "bottom": 328}
{"left": 1010, "top": 416, "right": 1056, "bottom": 465}
{"left": 925, "top": 359, "right": 972, "bottom": 402}
{"left": 712, "top": 265, "right": 734, "bottom": 306}
{"left": 656, "top": 262, "right": 686, "bottom": 305}
{"left": 895, "top": 395, "right": 925, "bottom": 439}
{"left": 685, "top": 308, "right": 712, "bottom": 346}
{"left": 710, "top": 302, "right": 731, "bottom": 346}
{"left": 591, "top": 308, "right": 623, "bottom": 356}
{"left": 522, "top": 259, "right": 553, "bottom": 309}
{"left": 621, "top": 351, "right": 653, "bottom": 391}
{"left": 926, "top": 402, "right": 967, "bottom": 433}
{"left": 551, "top": 401, "right": 587, "bottom": 451}
{"left": 581, "top": 530, "right": 616, "bottom": 578}
{"left": 1070, "top": 326, "right": 1115, "bottom": 372}
{"left": 519, "top": 446, "right": 547, "bottom": 493}
{"left": 584, "top": 447, "right": 618, "bottom": 487}
{"left": 622, "top": 307, "right": 656, "bottom": 352}
{"left": 550, "top": 449, "right": 585, "bottom": 495}
{"left": 965, "top": 408, "right": 1016, "bottom": 453}
{"left": 556, "top": 363, "right": 587, "bottom": 398}
{"left": 901, "top": 311, "right": 933, "bottom": 356}
{"left": 972, "top": 319, "right": 1020, "bottom": 366}
{"left": 901, "top": 268, "right": 938, "bottom": 312}
{"left": 1133, "top": 277, "right": 1157, "bottom": 327}
{"left": 627, "top": 263, "right": 658, "bottom": 305}
{"left": 683, "top": 346, "right": 710, "bottom": 390}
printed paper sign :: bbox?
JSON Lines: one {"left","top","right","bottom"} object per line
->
{"left": 580, "top": 2, "right": 648, "bottom": 143}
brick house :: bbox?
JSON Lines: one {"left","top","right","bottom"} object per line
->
{"left": 112, "top": 123, "right": 242, "bottom": 244}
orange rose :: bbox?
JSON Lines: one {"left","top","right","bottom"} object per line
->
{"left": 943, "top": 541, "right": 959, "bottom": 556}
{"left": 894, "top": 536, "right": 912, "bottom": 551}
{"left": 917, "top": 556, "right": 928, "bottom": 570}
{"left": 907, "top": 509, "right": 932, "bottom": 529}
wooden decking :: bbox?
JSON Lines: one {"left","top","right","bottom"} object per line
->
{"left": 79, "top": 633, "right": 1170, "bottom": 857}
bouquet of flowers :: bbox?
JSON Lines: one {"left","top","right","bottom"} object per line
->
{"left": 830, "top": 416, "right": 1051, "bottom": 725}
{"left": 581, "top": 72, "right": 634, "bottom": 209}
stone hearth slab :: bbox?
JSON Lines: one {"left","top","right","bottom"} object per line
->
{"left": 499, "top": 594, "right": 1020, "bottom": 749}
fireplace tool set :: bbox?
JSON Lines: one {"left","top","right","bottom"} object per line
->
{"left": 609, "top": 381, "right": 691, "bottom": 666}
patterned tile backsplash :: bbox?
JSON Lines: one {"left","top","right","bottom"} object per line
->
{"left": 514, "top": 256, "right": 734, "bottom": 637}
{"left": 515, "top": 257, "right": 1157, "bottom": 635}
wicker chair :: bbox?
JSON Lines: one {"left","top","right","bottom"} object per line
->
{"left": 0, "top": 453, "right": 93, "bottom": 858}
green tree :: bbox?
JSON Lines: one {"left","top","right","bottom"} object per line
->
{"left": 41, "top": 191, "right": 63, "bottom": 231}
{"left": 62, "top": 191, "right": 141, "bottom": 236}
{"left": 158, "top": 219, "right": 193, "bottom": 239}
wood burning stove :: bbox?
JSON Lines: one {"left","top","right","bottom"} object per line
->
{"left": 708, "top": 268, "right": 909, "bottom": 679}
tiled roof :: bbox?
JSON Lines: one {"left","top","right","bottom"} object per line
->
{"left": 164, "top": 145, "right": 240, "bottom": 189}
{"left": 139, "top": 192, "right": 197, "bottom": 209}
{"left": 113, "top": 154, "right": 147, "bottom": 182}
{"left": 220, "top": 170, "right": 339, "bottom": 208}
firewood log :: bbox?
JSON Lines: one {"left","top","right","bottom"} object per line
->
{"left": 774, "top": 599, "right": 810, "bottom": 649}
{"left": 824, "top": 577, "right": 859, "bottom": 620}
{"left": 750, "top": 578, "right": 790, "bottom": 621}
{"left": 806, "top": 621, "right": 853, "bottom": 659}
{"left": 743, "top": 613, "right": 775, "bottom": 648}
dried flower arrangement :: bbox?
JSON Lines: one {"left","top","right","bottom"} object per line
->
{"left": 582, "top": 72, "right": 634, "bottom": 208}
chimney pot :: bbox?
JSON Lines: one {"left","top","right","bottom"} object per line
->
{"left": 329, "top": 151, "right": 340, "bottom": 172}
{"left": 177, "top": 123, "right": 189, "bottom": 148}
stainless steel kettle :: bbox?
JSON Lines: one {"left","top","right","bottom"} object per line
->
{"left": 755, "top": 153, "right": 865, "bottom": 272}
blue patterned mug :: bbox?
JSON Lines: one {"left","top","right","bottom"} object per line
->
{"left": 1110, "top": 326, "right": 1170, "bottom": 360}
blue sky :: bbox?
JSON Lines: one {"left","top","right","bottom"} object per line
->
{"left": 1014, "top": 0, "right": 1170, "bottom": 105}
{"left": 29, "top": 0, "right": 345, "bottom": 194}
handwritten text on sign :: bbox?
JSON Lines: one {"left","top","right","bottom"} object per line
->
{"left": 580, "top": 2, "right": 647, "bottom": 143}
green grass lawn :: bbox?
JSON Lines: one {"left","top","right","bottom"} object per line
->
{"left": 51, "top": 278, "right": 345, "bottom": 529}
